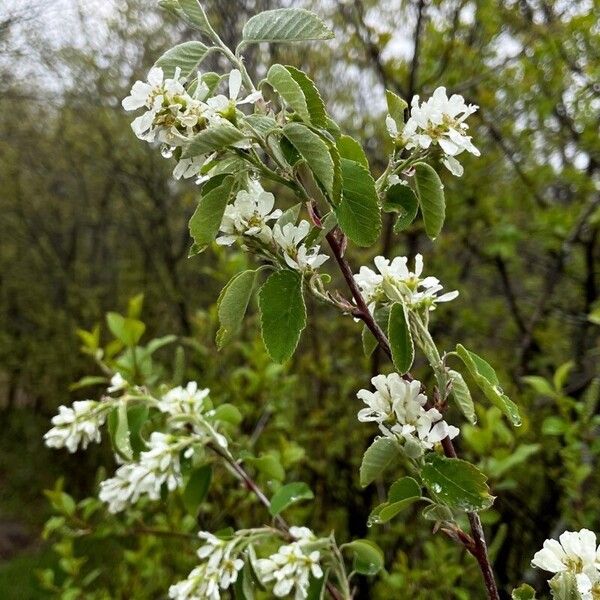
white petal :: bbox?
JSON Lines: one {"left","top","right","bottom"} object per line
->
{"left": 229, "top": 69, "right": 242, "bottom": 100}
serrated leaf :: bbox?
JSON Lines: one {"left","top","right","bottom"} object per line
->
{"left": 258, "top": 270, "right": 306, "bottom": 363}
{"left": 182, "top": 124, "right": 248, "bottom": 159}
{"left": 359, "top": 437, "right": 400, "bottom": 487}
{"left": 335, "top": 158, "right": 381, "bottom": 246}
{"left": 283, "top": 122, "right": 336, "bottom": 201}
{"left": 242, "top": 8, "right": 334, "bottom": 43}
{"left": 154, "top": 41, "right": 210, "bottom": 79}
{"left": 386, "top": 90, "right": 408, "bottom": 127}
{"left": 337, "top": 135, "right": 369, "bottom": 169}
{"left": 388, "top": 303, "right": 414, "bottom": 374}
{"left": 183, "top": 465, "right": 212, "bottom": 515}
{"left": 106, "top": 312, "right": 145, "bottom": 347}
{"left": 448, "top": 370, "right": 476, "bottom": 424}
{"left": 244, "top": 114, "right": 278, "bottom": 137}
{"left": 413, "top": 162, "right": 446, "bottom": 239}
{"left": 456, "top": 344, "right": 521, "bottom": 426}
{"left": 217, "top": 270, "right": 258, "bottom": 348}
{"left": 269, "top": 482, "right": 314, "bottom": 516}
{"left": 342, "top": 539, "right": 384, "bottom": 576}
{"left": 188, "top": 175, "right": 235, "bottom": 251}
{"left": 178, "top": 0, "right": 211, "bottom": 32}
{"left": 385, "top": 183, "right": 419, "bottom": 232}
{"left": 267, "top": 65, "right": 311, "bottom": 122}
{"left": 421, "top": 454, "right": 494, "bottom": 512}
{"left": 285, "top": 66, "right": 328, "bottom": 128}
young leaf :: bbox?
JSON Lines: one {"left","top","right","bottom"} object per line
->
{"left": 154, "top": 41, "right": 210, "bottom": 79}
{"left": 242, "top": 8, "right": 334, "bottom": 44}
{"left": 266, "top": 65, "right": 311, "bottom": 122}
{"left": 212, "top": 403, "right": 243, "bottom": 426}
{"left": 283, "top": 123, "right": 336, "bottom": 201}
{"left": 188, "top": 175, "right": 235, "bottom": 251}
{"left": 107, "top": 403, "right": 133, "bottom": 461}
{"left": 448, "top": 369, "right": 477, "bottom": 424}
{"left": 335, "top": 158, "right": 381, "bottom": 247}
{"left": 413, "top": 162, "right": 446, "bottom": 239}
{"left": 182, "top": 124, "right": 248, "bottom": 159}
{"left": 385, "top": 89, "right": 408, "bottom": 127}
{"left": 422, "top": 503, "right": 454, "bottom": 522}
{"left": 127, "top": 405, "right": 149, "bottom": 455}
{"left": 269, "top": 482, "right": 314, "bottom": 516}
{"left": 284, "top": 66, "right": 328, "bottom": 128}
{"left": 384, "top": 183, "right": 419, "bottom": 232}
{"left": 456, "top": 344, "right": 521, "bottom": 426}
{"left": 421, "top": 454, "right": 495, "bottom": 512}
{"left": 216, "top": 269, "right": 258, "bottom": 349}
{"left": 549, "top": 572, "right": 580, "bottom": 600}
{"left": 337, "top": 135, "right": 369, "bottom": 169}
{"left": 512, "top": 584, "right": 537, "bottom": 600}
{"left": 275, "top": 203, "right": 302, "bottom": 229}
{"left": 183, "top": 464, "right": 212, "bottom": 515}
{"left": 178, "top": 0, "right": 212, "bottom": 32}
{"left": 106, "top": 312, "right": 145, "bottom": 347}
{"left": 359, "top": 437, "right": 401, "bottom": 487}
{"left": 258, "top": 270, "right": 306, "bottom": 363}
{"left": 342, "top": 539, "right": 384, "bottom": 576}
{"left": 388, "top": 303, "right": 414, "bottom": 374}
{"left": 368, "top": 477, "right": 422, "bottom": 525}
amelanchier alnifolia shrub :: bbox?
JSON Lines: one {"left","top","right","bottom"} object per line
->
{"left": 43, "top": 2, "right": 598, "bottom": 599}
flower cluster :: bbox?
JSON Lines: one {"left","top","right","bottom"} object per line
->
{"left": 99, "top": 431, "right": 189, "bottom": 513}
{"left": 387, "top": 86, "right": 479, "bottom": 176}
{"left": 169, "top": 531, "right": 245, "bottom": 600}
{"left": 357, "top": 374, "right": 459, "bottom": 454}
{"left": 273, "top": 221, "right": 329, "bottom": 272}
{"left": 532, "top": 529, "right": 600, "bottom": 599}
{"left": 122, "top": 67, "right": 261, "bottom": 181}
{"left": 44, "top": 400, "right": 109, "bottom": 453}
{"left": 158, "top": 381, "right": 210, "bottom": 417}
{"left": 354, "top": 253, "right": 458, "bottom": 314}
{"left": 256, "top": 527, "right": 323, "bottom": 599}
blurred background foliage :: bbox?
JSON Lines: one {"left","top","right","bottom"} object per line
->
{"left": 0, "top": 0, "right": 599, "bottom": 597}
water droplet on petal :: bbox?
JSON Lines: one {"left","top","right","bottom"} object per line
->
{"left": 161, "top": 145, "right": 174, "bottom": 158}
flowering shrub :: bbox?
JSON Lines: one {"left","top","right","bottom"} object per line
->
{"left": 40, "top": 2, "right": 598, "bottom": 599}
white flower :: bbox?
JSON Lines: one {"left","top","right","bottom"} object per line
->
{"left": 400, "top": 86, "right": 479, "bottom": 177}
{"left": 207, "top": 69, "right": 262, "bottom": 113}
{"left": 99, "top": 432, "right": 185, "bottom": 513}
{"left": 357, "top": 374, "right": 459, "bottom": 452}
{"left": 256, "top": 539, "right": 323, "bottom": 599}
{"left": 273, "top": 220, "right": 329, "bottom": 272}
{"left": 158, "top": 381, "right": 210, "bottom": 417}
{"left": 216, "top": 180, "right": 282, "bottom": 246}
{"left": 169, "top": 532, "right": 244, "bottom": 600}
{"left": 354, "top": 254, "right": 458, "bottom": 312}
{"left": 44, "top": 400, "right": 107, "bottom": 453}
{"left": 107, "top": 373, "right": 127, "bottom": 394}
{"left": 173, "top": 156, "right": 206, "bottom": 181}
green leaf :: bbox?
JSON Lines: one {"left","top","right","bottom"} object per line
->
{"left": 342, "top": 539, "right": 384, "bottom": 576}
{"left": 127, "top": 405, "right": 149, "bottom": 455}
{"left": 487, "top": 443, "right": 540, "bottom": 478}
{"left": 368, "top": 477, "right": 422, "bottom": 525}
{"left": 69, "top": 376, "right": 108, "bottom": 391}
{"left": 127, "top": 293, "right": 144, "bottom": 319}
{"left": 249, "top": 454, "right": 285, "bottom": 481}
{"left": 275, "top": 203, "right": 302, "bottom": 229}
{"left": 456, "top": 344, "right": 521, "bottom": 426}
{"left": 388, "top": 303, "right": 414, "bottom": 374}
{"left": 183, "top": 465, "right": 212, "bottom": 515}
{"left": 337, "top": 135, "right": 369, "bottom": 169}
{"left": 422, "top": 503, "right": 454, "bottom": 522}
{"left": 188, "top": 175, "right": 235, "bottom": 251}
{"left": 361, "top": 324, "right": 378, "bottom": 357}
{"left": 522, "top": 375, "right": 556, "bottom": 398}
{"left": 542, "top": 416, "right": 568, "bottom": 436}
{"left": 182, "top": 124, "right": 248, "bottom": 159}
{"left": 306, "top": 571, "right": 328, "bottom": 600}
{"left": 242, "top": 8, "right": 334, "bottom": 44}
{"left": 107, "top": 403, "right": 133, "bottom": 461}
{"left": 106, "top": 312, "right": 145, "bottom": 347}
{"left": 283, "top": 122, "right": 336, "bottom": 202}
{"left": 178, "top": 0, "right": 212, "bottom": 32}
{"left": 267, "top": 65, "right": 311, "bottom": 122}
{"left": 259, "top": 270, "right": 306, "bottom": 363}
{"left": 385, "top": 89, "right": 408, "bottom": 127}
{"left": 385, "top": 183, "right": 419, "bottom": 232}
{"left": 284, "top": 66, "right": 328, "bottom": 128}
{"left": 154, "top": 41, "right": 210, "bottom": 79}
{"left": 269, "top": 482, "right": 314, "bottom": 516}
{"left": 550, "top": 572, "right": 581, "bottom": 600}
{"left": 359, "top": 437, "right": 401, "bottom": 487}
{"left": 212, "top": 403, "right": 243, "bottom": 426}
{"left": 335, "top": 158, "right": 381, "bottom": 247}
{"left": 512, "top": 584, "right": 537, "bottom": 600}
{"left": 217, "top": 269, "right": 258, "bottom": 349}
{"left": 553, "top": 361, "right": 574, "bottom": 392}
{"left": 244, "top": 114, "right": 278, "bottom": 137}
{"left": 413, "top": 162, "right": 446, "bottom": 239}
{"left": 448, "top": 370, "right": 477, "bottom": 425}
{"left": 421, "top": 454, "right": 494, "bottom": 512}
